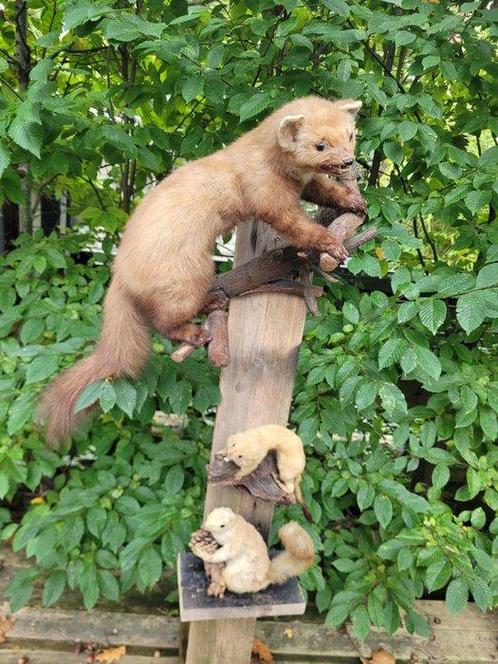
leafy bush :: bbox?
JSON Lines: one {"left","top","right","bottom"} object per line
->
{"left": 1, "top": 0, "right": 497, "bottom": 641}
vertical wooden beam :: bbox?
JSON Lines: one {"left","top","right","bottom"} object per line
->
{"left": 185, "top": 222, "right": 307, "bottom": 664}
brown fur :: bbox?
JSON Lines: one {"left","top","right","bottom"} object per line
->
{"left": 39, "top": 96, "right": 365, "bottom": 445}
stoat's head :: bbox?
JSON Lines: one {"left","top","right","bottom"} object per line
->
{"left": 204, "top": 507, "right": 237, "bottom": 535}
{"left": 277, "top": 98, "right": 361, "bottom": 178}
{"left": 223, "top": 433, "right": 248, "bottom": 464}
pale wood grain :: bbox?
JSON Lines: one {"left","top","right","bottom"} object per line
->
{"left": 185, "top": 220, "right": 308, "bottom": 664}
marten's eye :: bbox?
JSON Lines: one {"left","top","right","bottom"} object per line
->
{"left": 238, "top": 454, "right": 243, "bottom": 459}
{"left": 220, "top": 523, "right": 225, "bottom": 528}
{"left": 316, "top": 143, "right": 326, "bottom": 152}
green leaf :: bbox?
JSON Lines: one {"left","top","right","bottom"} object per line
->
{"left": 470, "top": 577, "right": 492, "bottom": 610}
{"left": 398, "top": 301, "right": 417, "bottom": 323}
{"left": 343, "top": 302, "right": 359, "bottom": 324}
{"left": 426, "top": 560, "right": 452, "bottom": 591}
{"left": 239, "top": 93, "right": 271, "bottom": 123}
{"left": 378, "top": 339, "right": 405, "bottom": 369}
{"left": 26, "top": 356, "right": 58, "bottom": 384}
{"left": 379, "top": 383, "right": 407, "bottom": 415}
{"left": 398, "top": 120, "right": 418, "bottom": 142}
{"left": 0, "top": 140, "right": 11, "bottom": 177}
{"left": 0, "top": 472, "right": 9, "bottom": 500}
{"left": 99, "top": 381, "right": 117, "bottom": 413}
{"left": 471, "top": 507, "right": 486, "bottom": 529}
{"left": 42, "top": 570, "right": 66, "bottom": 607}
{"left": 480, "top": 408, "right": 498, "bottom": 440}
{"left": 351, "top": 604, "right": 370, "bottom": 640}
{"left": 476, "top": 263, "right": 498, "bottom": 289}
{"left": 374, "top": 494, "right": 393, "bottom": 529}
{"left": 465, "top": 190, "right": 491, "bottom": 215}
{"left": 457, "top": 292, "right": 487, "bottom": 333}
{"left": 8, "top": 392, "right": 35, "bottom": 435}
{"left": 164, "top": 465, "right": 184, "bottom": 494}
{"left": 74, "top": 381, "right": 104, "bottom": 413}
{"left": 325, "top": 602, "right": 350, "bottom": 626}
{"left": 8, "top": 115, "right": 43, "bottom": 158}
{"left": 438, "top": 162, "right": 462, "bottom": 179}
{"left": 113, "top": 379, "right": 137, "bottom": 417}
{"left": 322, "top": 0, "right": 350, "bottom": 17}
{"left": 20, "top": 318, "right": 44, "bottom": 344}
{"left": 383, "top": 140, "right": 403, "bottom": 164}
{"left": 432, "top": 464, "right": 450, "bottom": 489}
{"left": 355, "top": 382, "right": 378, "bottom": 410}
{"left": 138, "top": 547, "right": 162, "bottom": 588}
{"left": 98, "top": 569, "right": 120, "bottom": 601}
{"left": 445, "top": 578, "right": 468, "bottom": 614}
{"left": 418, "top": 299, "right": 446, "bottom": 334}
{"left": 413, "top": 346, "right": 441, "bottom": 380}
{"left": 182, "top": 76, "right": 204, "bottom": 103}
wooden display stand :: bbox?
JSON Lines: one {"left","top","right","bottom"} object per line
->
{"left": 182, "top": 200, "right": 372, "bottom": 662}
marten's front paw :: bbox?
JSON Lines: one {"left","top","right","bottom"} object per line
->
{"left": 324, "top": 240, "right": 349, "bottom": 262}
{"left": 341, "top": 194, "right": 367, "bottom": 216}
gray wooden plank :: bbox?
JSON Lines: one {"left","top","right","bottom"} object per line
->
{"left": 256, "top": 613, "right": 498, "bottom": 663}
{"left": 177, "top": 552, "right": 305, "bottom": 622}
{"left": 0, "top": 650, "right": 178, "bottom": 664}
{"left": 0, "top": 604, "right": 179, "bottom": 652}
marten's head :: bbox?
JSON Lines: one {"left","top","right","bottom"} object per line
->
{"left": 204, "top": 507, "right": 237, "bottom": 535}
{"left": 276, "top": 98, "right": 361, "bottom": 177}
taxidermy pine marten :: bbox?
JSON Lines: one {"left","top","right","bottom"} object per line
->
{"left": 40, "top": 96, "right": 365, "bottom": 444}
{"left": 190, "top": 507, "right": 314, "bottom": 596}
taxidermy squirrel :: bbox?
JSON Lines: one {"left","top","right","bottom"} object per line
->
{"left": 220, "top": 424, "right": 311, "bottom": 519}
{"left": 189, "top": 507, "right": 314, "bottom": 597}
{"left": 40, "top": 96, "right": 365, "bottom": 444}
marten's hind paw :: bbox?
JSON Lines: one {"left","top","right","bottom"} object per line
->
{"left": 169, "top": 323, "right": 212, "bottom": 347}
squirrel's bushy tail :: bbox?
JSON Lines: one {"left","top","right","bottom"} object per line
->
{"left": 268, "top": 522, "right": 314, "bottom": 585}
{"left": 39, "top": 278, "right": 150, "bottom": 446}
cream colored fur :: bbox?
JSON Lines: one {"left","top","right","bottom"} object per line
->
{"left": 190, "top": 507, "right": 314, "bottom": 596}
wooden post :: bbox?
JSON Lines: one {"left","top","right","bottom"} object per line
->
{"left": 184, "top": 221, "right": 308, "bottom": 664}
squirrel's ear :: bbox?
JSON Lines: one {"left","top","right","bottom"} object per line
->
{"left": 278, "top": 114, "right": 306, "bottom": 149}
{"left": 337, "top": 99, "right": 362, "bottom": 116}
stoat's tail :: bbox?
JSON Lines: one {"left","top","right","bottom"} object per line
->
{"left": 294, "top": 475, "right": 314, "bottom": 523}
{"left": 268, "top": 522, "right": 314, "bottom": 585}
{"left": 38, "top": 278, "right": 150, "bottom": 446}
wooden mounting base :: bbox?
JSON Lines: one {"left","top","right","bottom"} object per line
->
{"left": 177, "top": 552, "right": 306, "bottom": 623}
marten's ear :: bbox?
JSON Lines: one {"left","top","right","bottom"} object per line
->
{"left": 338, "top": 99, "right": 362, "bottom": 116}
{"left": 278, "top": 114, "right": 306, "bottom": 149}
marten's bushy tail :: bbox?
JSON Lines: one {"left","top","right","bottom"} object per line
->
{"left": 39, "top": 279, "right": 150, "bottom": 446}
{"left": 268, "top": 522, "right": 314, "bottom": 585}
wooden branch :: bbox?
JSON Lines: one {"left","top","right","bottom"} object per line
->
{"left": 240, "top": 280, "right": 323, "bottom": 300}
{"left": 207, "top": 310, "right": 230, "bottom": 368}
{"left": 207, "top": 453, "right": 295, "bottom": 506}
{"left": 319, "top": 211, "right": 365, "bottom": 272}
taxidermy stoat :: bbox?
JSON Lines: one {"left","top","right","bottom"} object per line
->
{"left": 40, "top": 96, "right": 365, "bottom": 445}
{"left": 220, "top": 424, "right": 311, "bottom": 520}
{"left": 190, "top": 507, "right": 314, "bottom": 596}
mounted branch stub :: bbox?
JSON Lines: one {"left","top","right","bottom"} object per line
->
{"left": 207, "top": 452, "right": 296, "bottom": 506}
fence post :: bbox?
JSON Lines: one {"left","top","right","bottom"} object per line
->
{"left": 184, "top": 220, "right": 308, "bottom": 663}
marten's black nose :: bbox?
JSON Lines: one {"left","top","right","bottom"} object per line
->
{"left": 342, "top": 158, "right": 354, "bottom": 166}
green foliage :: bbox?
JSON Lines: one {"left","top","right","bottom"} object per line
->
{"left": 1, "top": 0, "right": 498, "bottom": 640}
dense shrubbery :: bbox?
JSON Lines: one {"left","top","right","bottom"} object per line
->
{"left": 1, "top": 0, "right": 497, "bottom": 640}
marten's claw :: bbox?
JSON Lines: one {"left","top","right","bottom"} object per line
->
{"left": 325, "top": 242, "right": 348, "bottom": 262}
